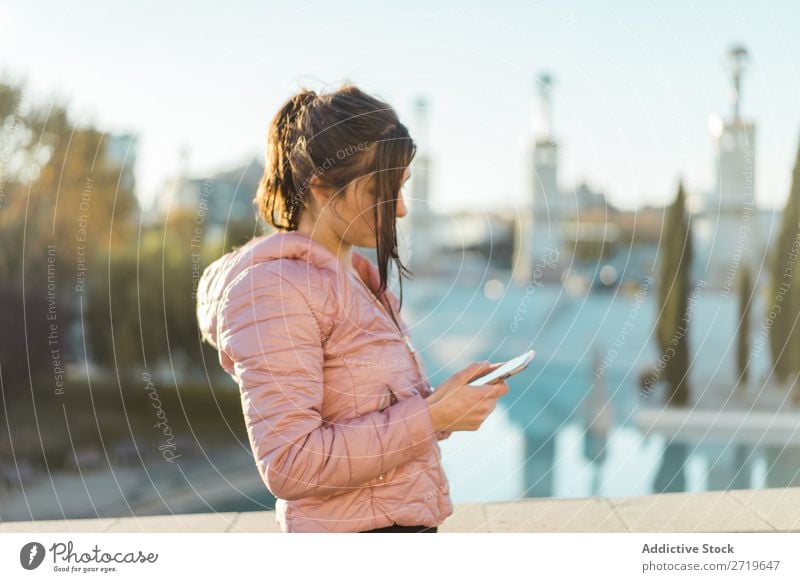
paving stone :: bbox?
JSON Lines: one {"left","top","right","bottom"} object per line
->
{"left": 439, "top": 504, "right": 490, "bottom": 533}
{"left": 227, "top": 511, "right": 283, "bottom": 533}
{"left": 104, "top": 512, "right": 239, "bottom": 533}
{"left": 609, "top": 490, "right": 775, "bottom": 532}
{"left": 484, "top": 497, "right": 628, "bottom": 532}
{"left": 729, "top": 487, "right": 800, "bottom": 532}
{"left": 2, "top": 488, "right": 798, "bottom": 532}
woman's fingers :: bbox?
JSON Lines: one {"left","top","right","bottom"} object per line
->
{"left": 475, "top": 380, "right": 509, "bottom": 399}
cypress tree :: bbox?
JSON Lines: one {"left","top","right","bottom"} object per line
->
{"left": 655, "top": 182, "right": 693, "bottom": 406}
{"left": 768, "top": 138, "right": 800, "bottom": 383}
{"left": 736, "top": 263, "right": 753, "bottom": 389}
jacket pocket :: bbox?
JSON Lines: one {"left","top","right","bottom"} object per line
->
{"left": 385, "top": 384, "right": 398, "bottom": 408}
{"left": 380, "top": 381, "right": 418, "bottom": 409}
{"left": 356, "top": 379, "right": 412, "bottom": 416}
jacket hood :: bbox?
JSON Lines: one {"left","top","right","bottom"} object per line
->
{"left": 196, "top": 230, "right": 391, "bottom": 351}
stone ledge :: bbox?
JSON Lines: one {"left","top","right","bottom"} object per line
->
{"left": 1, "top": 488, "right": 797, "bottom": 533}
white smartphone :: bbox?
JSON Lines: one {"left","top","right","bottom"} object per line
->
{"left": 467, "top": 350, "right": 536, "bottom": 386}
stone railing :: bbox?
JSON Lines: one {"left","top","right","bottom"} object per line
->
{"left": 2, "top": 487, "right": 797, "bottom": 533}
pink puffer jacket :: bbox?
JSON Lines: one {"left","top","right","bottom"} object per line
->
{"left": 196, "top": 230, "right": 453, "bottom": 532}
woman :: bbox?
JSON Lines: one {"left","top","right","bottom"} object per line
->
{"left": 196, "top": 84, "right": 508, "bottom": 533}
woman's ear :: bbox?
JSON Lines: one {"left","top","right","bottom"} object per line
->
{"left": 348, "top": 175, "right": 375, "bottom": 207}
{"left": 308, "top": 176, "right": 334, "bottom": 207}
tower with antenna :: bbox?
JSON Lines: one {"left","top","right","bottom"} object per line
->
{"left": 532, "top": 73, "right": 559, "bottom": 219}
{"left": 728, "top": 45, "right": 748, "bottom": 122}
{"left": 513, "top": 72, "right": 563, "bottom": 284}
{"left": 708, "top": 44, "right": 756, "bottom": 216}
{"left": 694, "top": 44, "right": 760, "bottom": 288}
{"left": 404, "top": 96, "right": 436, "bottom": 274}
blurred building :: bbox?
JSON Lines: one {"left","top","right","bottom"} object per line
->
{"left": 152, "top": 153, "right": 263, "bottom": 241}
{"left": 513, "top": 73, "right": 565, "bottom": 284}
{"left": 436, "top": 210, "right": 516, "bottom": 270}
{"left": 572, "top": 182, "right": 610, "bottom": 213}
{"left": 692, "top": 45, "right": 771, "bottom": 289}
{"left": 104, "top": 133, "right": 138, "bottom": 193}
{"left": 513, "top": 73, "right": 631, "bottom": 287}
{"left": 400, "top": 96, "right": 443, "bottom": 275}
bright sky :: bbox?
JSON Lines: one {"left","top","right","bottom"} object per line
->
{"left": 3, "top": 0, "right": 799, "bottom": 212}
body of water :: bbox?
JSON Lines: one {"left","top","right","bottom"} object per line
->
{"left": 3, "top": 278, "right": 798, "bottom": 521}
{"left": 405, "top": 278, "right": 799, "bottom": 503}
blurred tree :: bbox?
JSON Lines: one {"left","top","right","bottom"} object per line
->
{"left": 1, "top": 78, "right": 76, "bottom": 401}
{"left": 1, "top": 81, "right": 137, "bottom": 281}
{"left": 85, "top": 209, "right": 230, "bottom": 382}
{"left": 655, "top": 182, "right": 693, "bottom": 407}
{"left": 769, "top": 139, "right": 800, "bottom": 388}
{"left": 2, "top": 73, "right": 264, "bottom": 404}
{"left": 736, "top": 263, "right": 753, "bottom": 390}
{"left": 0, "top": 75, "right": 138, "bottom": 404}
{"left": 219, "top": 217, "right": 263, "bottom": 255}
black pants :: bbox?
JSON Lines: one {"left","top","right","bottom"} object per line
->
{"left": 360, "top": 523, "right": 438, "bottom": 533}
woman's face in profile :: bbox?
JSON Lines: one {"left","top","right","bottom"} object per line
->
{"left": 328, "top": 167, "right": 410, "bottom": 249}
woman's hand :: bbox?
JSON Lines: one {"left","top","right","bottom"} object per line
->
{"left": 424, "top": 361, "right": 509, "bottom": 433}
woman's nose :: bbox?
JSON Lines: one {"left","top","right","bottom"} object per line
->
{"left": 396, "top": 194, "right": 408, "bottom": 218}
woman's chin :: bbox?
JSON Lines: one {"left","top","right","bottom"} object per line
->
{"left": 351, "top": 235, "right": 378, "bottom": 249}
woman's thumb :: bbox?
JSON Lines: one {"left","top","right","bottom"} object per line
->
{"left": 461, "top": 361, "right": 492, "bottom": 383}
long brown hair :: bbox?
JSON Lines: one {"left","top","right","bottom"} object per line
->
{"left": 256, "top": 83, "right": 415, "bottom": 305}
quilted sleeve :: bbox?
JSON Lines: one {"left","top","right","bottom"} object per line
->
{"left": 218, "top": 264, "right": 437, "bottom": 501}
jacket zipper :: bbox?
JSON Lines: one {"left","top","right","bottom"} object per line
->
{"left": 347, "top": 271, "right": 420, "bottom": 357}
{"left": 377, "top": 384, "right": 399, "bottom": 484}
{"left": 348, "top": 272, "right": 438, "bottom": 488}
{"left": 346, "top": 269, "right": 431, "bottom": 398}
